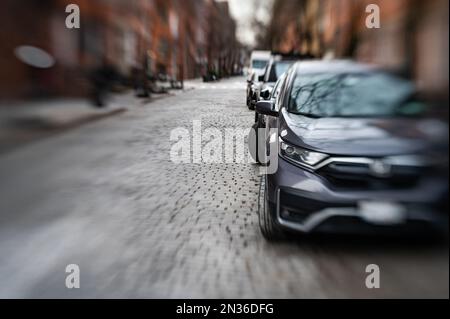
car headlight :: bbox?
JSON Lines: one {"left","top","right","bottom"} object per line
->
{"left": 279, "top": 138, "right": 328, "bottom": 168}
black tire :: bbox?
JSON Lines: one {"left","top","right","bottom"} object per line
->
{"left": 258, "top": 175, "right": 285, "bottom": 241}
{"left": 249, "top": 115, "right": 265, "bottom": 164}
{"left": 248, "top": 123, "right": 259, "bottom": 163}
{"left": 248, "top": 100, "right": 255, "bottom": 110}
{"left": 248, "top": 92, "right": 256, "bottom": 110}
{"left": 246, "top": 94, "right": 252, "bottom": 108}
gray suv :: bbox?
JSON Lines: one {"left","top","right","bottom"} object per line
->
{"left": 254, "top": 61, "right": 449, "bottom": 240}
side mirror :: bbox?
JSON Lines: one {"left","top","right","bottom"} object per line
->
{"left": 258, "top": 75, "right": 265, "bottom": 82}
{"left": 256, "top": 100, "right": 278, "bottom": 117}
{"left": 260, "top": 87, "right": 272, "bottom": 100}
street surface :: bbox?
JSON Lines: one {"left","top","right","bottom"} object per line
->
{"left": 0, "top": 77, "right": 448, "bottom": 298}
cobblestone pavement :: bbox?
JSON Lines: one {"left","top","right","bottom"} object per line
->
{"left": 0, "top": 77, "right": 448, "bottom": 298}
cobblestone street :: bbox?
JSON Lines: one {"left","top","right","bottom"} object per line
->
{"left": 0, "top": 77, "right": 448, "bottom": 298}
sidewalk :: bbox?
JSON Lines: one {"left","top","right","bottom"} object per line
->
{"left": 0, "top": 79, "right": 202, "bottom": 154}
{"left": 0, "top": 91, "right": 141, "bottom": 154}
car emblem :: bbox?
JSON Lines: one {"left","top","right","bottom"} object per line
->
{"left": 369, "top": 159, "right": 392, "bottom": 177}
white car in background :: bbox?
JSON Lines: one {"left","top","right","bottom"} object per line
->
{"left": 246, "top": 51, "right": 271, "bottom": 109}
{"left": 249, "top": 50, "right": 271, "bottom": 77}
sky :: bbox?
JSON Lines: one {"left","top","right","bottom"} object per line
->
{"left": 224, "top": 0, "right": 273, "bottom": 47}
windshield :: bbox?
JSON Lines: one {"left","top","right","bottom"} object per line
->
{"left": 252, "top": 59, "right": 268, "bottom": 69}
{"left": 288, "top": 72, "right": 426, "bottom": 117}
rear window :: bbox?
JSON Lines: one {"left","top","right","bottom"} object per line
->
{"left": 252, "top": 59, "right": 268, "bottom": 69}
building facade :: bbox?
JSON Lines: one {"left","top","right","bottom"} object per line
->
{"left": 0, "top": 0, "right": 242, "bottom": 99}
{"left": 264, "top": 0, "right": 449, "bottom": 104}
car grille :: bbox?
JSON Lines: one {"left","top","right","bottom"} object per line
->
{"left": 317, "top": 162, "right": 428, "bottom": 190}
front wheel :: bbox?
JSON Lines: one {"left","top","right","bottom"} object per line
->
{"left": 248, "top": 99, "right": 255, "bottom": 110}
{"left": 246, "top": 94, "right": 251, "bottom": 108}
{"left": 258, "top": 175, "right": 285, "bottom": 241}
{"left": 249, "top": 115, "right": 266, "bottom": 164}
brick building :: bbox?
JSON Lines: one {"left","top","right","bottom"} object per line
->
{"left": 0, "top": 0, "right": 241, "bottom": 99}
{"left": 264, "top": 0, "right": 449, "bottom": 104}
{"left": 0, "top": 0, "right": 152, "bottom": 98}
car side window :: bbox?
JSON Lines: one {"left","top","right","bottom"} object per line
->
{"left": 271, "top": 78, "right": 282, "bottom": 99}
{"left": 263, "top": 61, "right": 272, "bottom": 82}
{"left": 275, "top": 71, "right": 291, "bottom": 111}
{"left": 272, "top": 85, "right": 280, "bottom": 99}
{"left": 275, "top": 86, "right": 285, "bottom": 111}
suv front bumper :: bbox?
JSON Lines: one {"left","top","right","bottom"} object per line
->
{"left": 266, "top": 157, "right": 448, "bottom": 234}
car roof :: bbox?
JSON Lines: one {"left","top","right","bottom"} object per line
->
{"left": 292, "top": 60, "right": 378, "bottom": 74}
{"left": 271, "top": 55, "right": 300, "bottom": 62}
{"left": 251, "top": 51, "right": 271, "bottom": 59}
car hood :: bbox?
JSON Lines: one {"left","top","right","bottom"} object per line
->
{"left": 279, "top": 110, "right": 449, "bottom": 156}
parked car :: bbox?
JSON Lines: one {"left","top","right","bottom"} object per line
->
{"left": 246, "top": 71, "right": 260, "bottom": 109}
{"left": 246, "top": 51, "right": 271, "bottom": 107}
{"left": 254, "top": 60, "right": 449, "bottom": 240}
{"left": 250, "top": 72, "right": 287, "bottom": 162}
{"left": 249, "top": 50, "right": 271, "bottom": 78}
{"left": 255, "top": 72, "right": 286, "bottom": 122}
{"left": 247, "top": 54, "right": 296, "bottom": 110}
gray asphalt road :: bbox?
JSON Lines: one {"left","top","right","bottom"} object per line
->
{"left": 0, "top": 78, "right": 448, "bottom": 298}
